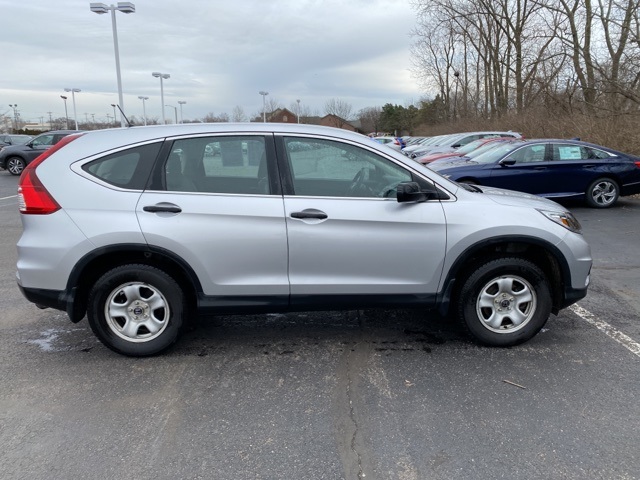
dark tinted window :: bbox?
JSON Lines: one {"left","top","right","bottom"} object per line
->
{"left": 83, "top": 142, "right": 162, "bottom": 189}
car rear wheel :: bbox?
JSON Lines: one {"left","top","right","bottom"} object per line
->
{"left": 7, "top": 157, "right": 26, "bottom": 175}
{"left": 457, "top": 257, "right": 552, "bottom": 346}
{"left": 585, "top": 177, "right": 619, "bottom": 208}
{"left": 87, "top": 264, "right": 185, "bottom": 356}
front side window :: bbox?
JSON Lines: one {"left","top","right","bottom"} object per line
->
{"left": 31, "top": 135, "right": 54, "bottom": 147}
{"left": 165, "top": 136, "right": 268, "bottom": 194}
{"left": 505, "top": 144, "right": 547, "bottom": 164}
{"left": 284, "top": 137, "right": 412, "bottom": 198}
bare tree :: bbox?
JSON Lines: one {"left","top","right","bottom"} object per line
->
{"left": 202, "top": 112, "right": 230, "bottom": 122}
{"left": 324, "top": 98, "right": 353, "bottom": 127}
{"left": 231, "top": 105, "right": 247, "bottom": 122}
{"left": 358, "top": 106, "right": 383, "bottom": 134}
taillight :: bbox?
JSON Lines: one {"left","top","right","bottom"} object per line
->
{"left": 18, "top": 133, "right": 84, "bottom": 215}
{"left": 635, "top": 161, "right": 640, "bottom": 169}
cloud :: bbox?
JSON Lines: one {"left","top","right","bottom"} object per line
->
{"left": 0, "top": 0, "right": 423, "bottom": 124}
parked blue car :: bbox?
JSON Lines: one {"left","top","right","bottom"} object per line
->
{"left": 429, "top": 139, "right": 640, "bottom": 208}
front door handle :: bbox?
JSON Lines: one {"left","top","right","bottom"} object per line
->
{"left": 143, "top": 203, "right": 182, "bottom": 213}
{"left": 290, "top": 209, "right": 328, "bottom": 220}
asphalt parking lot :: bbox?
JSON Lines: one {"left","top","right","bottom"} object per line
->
{"left": 1, "top": 172, "right": 638, "bottom": 480}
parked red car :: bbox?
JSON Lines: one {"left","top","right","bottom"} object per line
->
{"left": 416, "top": 137, "right": 518, "bottom": 164}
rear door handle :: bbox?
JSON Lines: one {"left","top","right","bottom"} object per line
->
{"left": 290, "top": 209, "right": 328, "bottom": 220}
{"left": 143, "top": 203, "right": 182, "bottom": 213}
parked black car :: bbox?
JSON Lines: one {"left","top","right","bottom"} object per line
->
{"left": 0, "top": 130, "right": 80, "bottom": 175}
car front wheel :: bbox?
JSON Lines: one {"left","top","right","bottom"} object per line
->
{"left": 457, "top": 257, "right": 552, "bottom": 346}
{"left": 87, "top": 264, "right": 185, "bottom": 356}
{"left": 585, "top": 177, "right": 619, "bottom": 208}
{"left": 7, "top": 157, "right": 26, "bottom": 175}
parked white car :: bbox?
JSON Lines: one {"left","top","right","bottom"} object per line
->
{"left": 407, "top": 131, "right": 523, "bottom": 158}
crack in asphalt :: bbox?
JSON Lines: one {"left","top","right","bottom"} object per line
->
{"left": 335, "top": 310, "right": 370, "bottom": 479}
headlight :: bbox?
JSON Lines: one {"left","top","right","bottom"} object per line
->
{"left": 538, "top": 209, "right": 582, "bottom": 233}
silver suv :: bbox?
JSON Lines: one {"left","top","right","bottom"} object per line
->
{"left": 16, "top": 124, "right": 591, "bottom": 356}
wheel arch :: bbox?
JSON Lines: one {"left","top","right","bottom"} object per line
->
{"left": 438, "top": 235, "right": 569, "bottom": 317}
{"left": 65, "top": 244, "right": 201, "bottom": 323}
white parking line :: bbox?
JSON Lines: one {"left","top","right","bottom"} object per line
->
{"left": 570, "top": 304, "right": 640, "bottom": 358}
{"left": 0, "top": 195, "right": 17, "bottom": 200}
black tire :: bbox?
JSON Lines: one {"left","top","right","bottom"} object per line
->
{"left": 7, "top": 157, "right": 26, "bottom": 176}
{"left": 87, "top": 264, "right": 185, "bottom": 356}
{"left": 585, "top": 177, "right": 619, "bottom": 208}
{"left": 457, "top": 257, "right": 552, "bottom": 347}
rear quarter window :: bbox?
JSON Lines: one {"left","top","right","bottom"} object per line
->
{"left": 82, "top": 142, "right": 162, "bottom": 189}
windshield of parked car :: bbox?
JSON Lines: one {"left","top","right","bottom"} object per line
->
{"left": 472, "top": 140, "right": 525, "bottom": 163}
{"left": 464, "top": 139, "right": 519, "bottom": 159}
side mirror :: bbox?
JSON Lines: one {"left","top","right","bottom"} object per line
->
{"left": 397, "top": 181, "right": 439, "bottom": 203}
{"left": 499, "top": 158, "right": 516, "bottom": 166}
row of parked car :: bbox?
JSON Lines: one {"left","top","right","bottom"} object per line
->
{"left": 5, "top": 128, "right": 640, "bottom": 209}
{"left": 374, "top": 131, "right": 640, "bottom": 208}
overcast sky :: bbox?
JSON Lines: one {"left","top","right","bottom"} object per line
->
{"left": 1, "top": 0, "right": 425, "bottom": 125}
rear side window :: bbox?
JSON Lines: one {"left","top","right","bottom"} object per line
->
{"left": 164, "top": 136, "right": 269, "bottom": 194}
{"left": 82, "top": 142, "right": 162, "bottom": 189}
{"left": 552, "top": 144, "right": 614, "bottom": 161}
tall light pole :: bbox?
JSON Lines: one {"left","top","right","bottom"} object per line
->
{"left": 296, "top": 99, "right": 301, "bottom": 124}
{"left": 64, "top": 88, "right": 81, "bottom": 129}
{"left": 90, "top": 2, "right": 135, "bottom": 128}
{"left": 138, "top": 95, "right": 148, "bottom": 125}
{"left": 178, "top": 100, "right": 186, "bottom": 123}
{"left": 8, "top": 104, "right": 18, "bottom": 132}
{"left": 110, "top": 103, "right": 118, "bottom": 127}
{"left": 60, "top": 96, "right": 69, "bottom": 129}
{"left": 259, "top": 91, "right": 268, "bottom": 122}
{"left": 165, "top": 105, "right": 178, "bottom": 124}
{"left": 152, "top": 72, "right": 170, "bottom": 124}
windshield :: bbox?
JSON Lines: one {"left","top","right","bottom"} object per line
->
{"left": 465, "top": 140, "right": 518, "bottom": 159}
{"left": 472, "top": 140, "right": 524, "bottom": 164}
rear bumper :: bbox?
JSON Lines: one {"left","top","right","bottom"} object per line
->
{"left": 19, "top": 284, "right": 66, "bottom": 310}
{"left": 18, "top": 284, "right": 84, "bottom": 323}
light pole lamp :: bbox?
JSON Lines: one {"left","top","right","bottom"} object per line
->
{"left": 165, "top": 105, "right": 178, "bottom": 124}
{"left": 178, "top": 100, "right": 186, "bottom": 124}
{"left": 60, "top": 96, "right": 69, "bottom": 129}
{"left": 90, "top": 2, "right": 135, "bottom": 128}
{"left": 110, "top": 103, "right": 118, "bottom": 127}
{"left": 8, "top": 104, "right": 18, "bottom": 132}
{"left": 152, "top": 72, "right": 170, "bottom": 124}
{"left": 138, "top": 96, "right": 149, "bottom": 125}
{"left": 64, "top": 88, "right": 81, "bottom": 129}
{"left": 259, "top": 91, "right": 269, "bottom": 122}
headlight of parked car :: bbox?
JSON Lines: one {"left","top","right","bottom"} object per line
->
{"left": 538, "top": 209, "right": 582, "bottom": 233}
